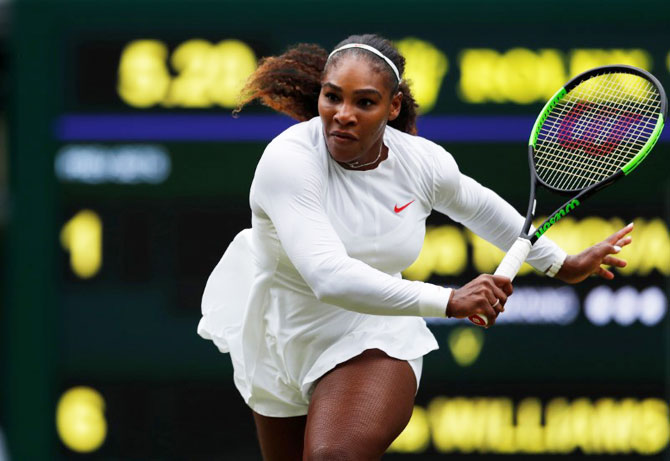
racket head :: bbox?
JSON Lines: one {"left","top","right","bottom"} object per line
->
{"left": 529, "top": 65, "right": 667, "bottom": 195}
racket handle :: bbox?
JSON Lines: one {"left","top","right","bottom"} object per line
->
{"left": 494, "top": 237, "right": 532, "bottom": 281}
{"left": 468, "top": 237, "right": 532, "bottom": 327}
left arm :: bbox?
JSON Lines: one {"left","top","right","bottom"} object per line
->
{"left": 429, "top": 146, "right": 634, "bottom": 284}
{"left": 430, "top": 149, "right": 566, "bottom": 274}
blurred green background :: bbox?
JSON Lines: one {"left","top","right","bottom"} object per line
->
{"left": 3, "top": 0, "right": 670, "bottom": 459}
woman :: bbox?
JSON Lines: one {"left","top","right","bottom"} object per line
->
{"left": 198, "top": 34, "right": 633, "bottom": 460}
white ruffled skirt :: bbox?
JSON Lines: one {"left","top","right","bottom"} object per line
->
{"left": 197, "top": 229, "right": 439, "bottom": 417}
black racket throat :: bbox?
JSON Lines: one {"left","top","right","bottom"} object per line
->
{"left": 521, "top": 145, "right": 624, "bottom": 245}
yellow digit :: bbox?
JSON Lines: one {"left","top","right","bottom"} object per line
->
{"left": 209, "top": 39, "right": 257, "bottom": 108}
{"left": 448, "top": 327, "right": 484, "bottom": 367}
{"left": 516, "top": 398, "right": 544, "bottom": 453}
{"left": 431, "top": 226, "right": 467, "bottom": 276}
{"left": 56, "top": 387, "right": 107, "bottom": 453}
{"left": 388, "top": 406, "right": 431, "bottom": 453}
{"left": 60, "top": 210, "right": 102, "bottom": 279}
{"left": 461, "top": 48, "right": 566, "bottom": 104}
{"left": 536, "top": 49, "right": 567, "bottom": 101}
{"left": 165, "top": 39, "right": 216, "bottom": 107}
{"left": 545, "top": 398, "right": 575, "bottom": 453}
{"left": 117, "top": 40, "right": 170, "bottom": 108}
{"left": 459, "top": 49, "right": 501, "bottom": 103}
{"left": 632, "top": 399, "right": 670, "bottom": 454}
{"left": 495, "top": 48, "right": 540, "bottom": 104}
{"left": 395, "top": 38, "right": 448, "bottom": 114}
{"left": 569, "top": 48, "right": 652, "bottom": 77}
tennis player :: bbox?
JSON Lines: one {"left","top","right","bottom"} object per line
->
{"left": 197, "top": 34, "right": 633, "bottom": 460}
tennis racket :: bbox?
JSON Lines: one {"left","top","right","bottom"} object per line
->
{"left": 468, "top": 65, "right": 667, "bottom": 327}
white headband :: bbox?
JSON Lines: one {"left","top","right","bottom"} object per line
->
{"left": 327, "top": 43, "right": 402, "bottom": 84}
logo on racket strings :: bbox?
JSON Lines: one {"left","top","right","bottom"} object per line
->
{"left": 535, "top": 199, "right": 580, "bottom": 239}
{"left": 557, "top": 102, "right": 643, "bottom": 156}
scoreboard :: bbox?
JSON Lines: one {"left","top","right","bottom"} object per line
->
{"left": 5, "top": 0, "right": 670, "bottom": 459}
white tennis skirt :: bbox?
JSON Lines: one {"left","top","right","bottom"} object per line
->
{"left": 197, "top": 229, "right": 439, "bottom": 417}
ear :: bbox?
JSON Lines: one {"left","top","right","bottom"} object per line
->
{"left": 388, "top": 91, "right": 403, "bottom": 121}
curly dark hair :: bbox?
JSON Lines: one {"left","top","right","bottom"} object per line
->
{"left": 234, "top": 34, "right": 419, "bottom": 135}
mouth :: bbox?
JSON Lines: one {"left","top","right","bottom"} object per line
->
{"left": 330, "top": 131, "right": 357, "bottom": 141}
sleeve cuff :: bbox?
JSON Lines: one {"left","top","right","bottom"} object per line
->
{"left": 526, "top": 232, "right": 568, "bottom": 275}
{"left": 544, "top": 252, "right": 567, "bottom": 278}
{"left": 418, "top": 284, "right": 452, "bottom": 317}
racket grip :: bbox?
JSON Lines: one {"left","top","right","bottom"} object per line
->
{"left": 494, "top": 237, "right": 532, "bottom": 281}
{"left": 468, "top": 237, "right": 532, "bottom": 327}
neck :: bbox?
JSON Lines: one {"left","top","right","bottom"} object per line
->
{"left": 345, "top": 142, "right": 384, "bottom": 169}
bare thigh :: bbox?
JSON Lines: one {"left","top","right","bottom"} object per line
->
{"left": 303, "top": 349, "right": 417, "bottom": 461}
{"left": 253, "top": 411, "right": 307, "bottom": 461}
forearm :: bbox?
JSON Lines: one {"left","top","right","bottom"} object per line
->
{"left": 438, "top": 175, "right": 566, "bottom": 272}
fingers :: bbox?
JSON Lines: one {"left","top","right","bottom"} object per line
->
{"left": 468, "top": 297, "right": 499, "bottom": 327}
{"left": 484, "top": 295, "right": 504, "bottom": 316}
{"left": 485, "top": 276, "right": 510, "bottom": 311}
{"left": 597, "top": 254, "right": 627, "bottom": 281}
{"left": 484, "top": 283, "right": 507, "bottom": 324}
{"left": 597, "top": 266, "right": 614, "bottom": 280}
{"left": 479, "top": 303, "right": 498, "bottom": 327}
{"left": 455, "top": 274, "right": 516, "bottom": 327}
{"left": 615, "top": 235, "right": 632, "bottom": 247}
{"left": 490, "top": 287, "right": 507, "bottom": 312}
{"left": 491, "top": 275, "right": 514, "bottom": 296}
{"left": 594, "top": 240, "right": 626, "bottom": 261}
{"left": 607, "top": 222, "right": 634, "bottom": 244}
{"left": 602, "top": 255, "right": 627, "bottom": 268}
{"left": 595, "top": 224, "right": 633, "bottom": 260}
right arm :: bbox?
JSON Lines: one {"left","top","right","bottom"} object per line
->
{"left": 427, "top": 144, "right": 532, "bottom": 324}
{"left": 252, "top": 138, "right": 451, "bottom": 318}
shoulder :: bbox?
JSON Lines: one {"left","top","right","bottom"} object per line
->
{"left": 386, "top": 125, "right": 456, "bottom": 165}
{"left": 269, "top": 117, "right": 323, "bottom": 153}
{"left": 259, "top": 117, "right": 324, "bottom": 168}
{"left": 385, "top": 125, "right": 460, "bottom": 183}
{"left": 253, "top": 117, "right": 326, "bottom": 194}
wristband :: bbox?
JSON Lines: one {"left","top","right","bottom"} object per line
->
{"left": 544, "top": 254, "right": 566, "bottom": 278}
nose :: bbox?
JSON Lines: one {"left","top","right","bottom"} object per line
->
{"left": 333, "top": 102, "right": 356, "bottom": 126}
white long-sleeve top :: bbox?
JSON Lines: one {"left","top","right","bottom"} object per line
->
{"left": 198, "top": 116, "right": 567, "bottom": 400}
{"left": 249, "top": 117, "right": 566, "bottom": 318}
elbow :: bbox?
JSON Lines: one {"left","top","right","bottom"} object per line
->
{"left": 305, "top": 261, "right": 350, "bottom": 304}
{"left": 312, "top": 284, "right": 339, "bottom": 304}
{"left": 311, "top": 279, "right": 353, "bottom": 305}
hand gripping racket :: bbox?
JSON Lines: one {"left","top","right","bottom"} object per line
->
{"left": 468, "top": 65, "right": 667, "bottom": 327}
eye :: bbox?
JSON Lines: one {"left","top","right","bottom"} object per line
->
{"left": 358, "top": 98, "right": 375, "bottom": 108}
{"left": 324, "top": 92, "right": 340, "bottom": 102}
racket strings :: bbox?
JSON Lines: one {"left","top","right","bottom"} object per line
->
{"left": 535, "top": 148, "right": 626, "bottom": 177}
{"left": 546, "top": 79, "right": 658, "bottom": 156}
{"left": 537, "top": 75, "right": 659, "bottom": 190}
{"left": 528, "top": 164, "right": 603, "bottom": 183}
{"left": 533, "top": 72, "right": 661, "bottom": 191}
{"left": 562, "top": 76, "right": 657, "bottom": 173}
{"left": 538, "top": 75, "right": 657, "bottom": 189}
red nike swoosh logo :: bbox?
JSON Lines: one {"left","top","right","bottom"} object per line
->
{"left": 394, "top": 200, "right": 415, "bottom": 213}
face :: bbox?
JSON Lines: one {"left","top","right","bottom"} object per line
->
{"left": 318, "top": 55, "right": 402, "bottom": 165}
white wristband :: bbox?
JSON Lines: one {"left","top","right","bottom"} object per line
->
{"left": 544, "top": 254, "right": 566, "bottom": 278}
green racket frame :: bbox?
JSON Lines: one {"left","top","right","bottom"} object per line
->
{"left": 524, "top": 65, "right": 667, "bottom": 244}
{"left": 468, "top": 65, "right": 666, "bottom": 327}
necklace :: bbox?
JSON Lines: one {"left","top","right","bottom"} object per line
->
{"left": 346, "top": 143, "right": 384, "bottom": 169}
